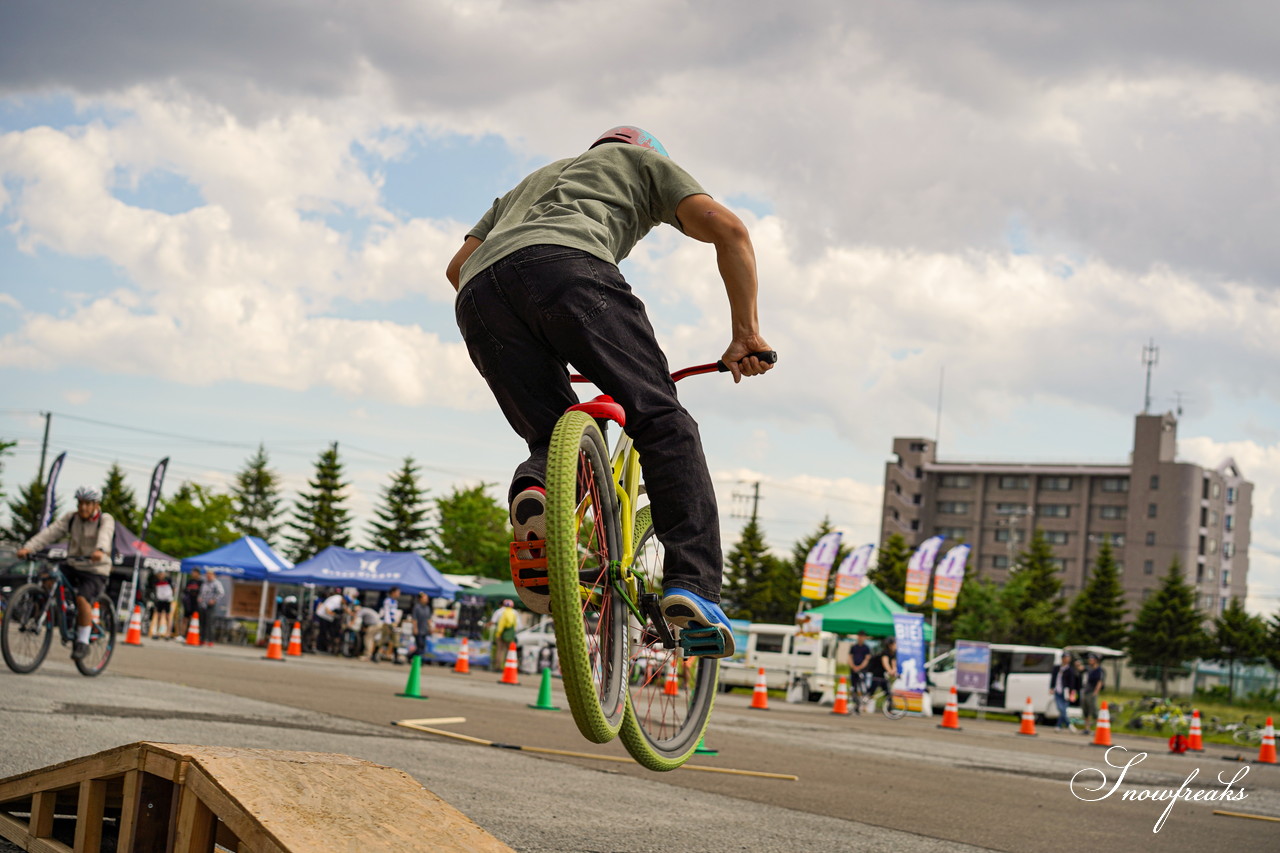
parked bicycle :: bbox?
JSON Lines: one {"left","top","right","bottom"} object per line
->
{"left": 1, "top": 562, "right": 117, "bottom": 676}
{"left": 852, "top": 673, "right": 909, "bottom": 719}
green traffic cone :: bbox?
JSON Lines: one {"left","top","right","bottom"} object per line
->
{"left": 694, "top": 735, "right": 718, "bottom": 756}
{"left": 396, "top": 654, "right": 429, "bottom": 700}
{"left": 527, "top": 667, "right": 560, "bottom": 711}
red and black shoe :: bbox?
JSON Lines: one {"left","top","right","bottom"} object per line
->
{"left": 509, "top": 487, "right": 550, "bottom": 614}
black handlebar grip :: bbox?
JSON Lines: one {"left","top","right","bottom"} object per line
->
{"left": 715, "top": 350, "right": 778, "bottom": 372}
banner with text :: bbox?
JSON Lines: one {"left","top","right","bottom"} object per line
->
{"left": 955, "top": 640, "right": 992, "bottom": 693}
{"left": 904, "top": 535, "right": 944, "bottom": 606}
{"left": 931, "top": 543, "right": 972, "bottom": 611}
{"left": 892, "top": 612, "right": 928, "bottom": 694}
{"left": 800, "top": 531, "right": 842, "bottom": 600}
{"left": 833, "top": 543, "right": 875, "bottom": 601}
{"left": 40, "top": 451, "right": 67, "bottom": 531}
{"left": 139, "top": 456, "right": 169, "bottom": 543}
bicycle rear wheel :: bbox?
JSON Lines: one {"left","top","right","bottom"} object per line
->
{"left": 546, "top": 411, "right": 628, "bottom": 743}
{"left": 1, "top": 583, "right": 53, "bottom": 674}
{"left": 619, "top": 507, "right": 718, "bottom": 771}
{"left": 882, "top": 690, "right": 908, "bottom": 720}
{"left": 76, "top": 594, "right": 116, "bottom": 677}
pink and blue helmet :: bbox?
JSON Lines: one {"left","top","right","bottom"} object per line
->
{"left": 590, "top": 126, "right": 669, "bottom": 157}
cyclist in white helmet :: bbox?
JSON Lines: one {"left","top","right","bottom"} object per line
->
{"left": 17, "top": 486, "right": 116, "bottom": 660}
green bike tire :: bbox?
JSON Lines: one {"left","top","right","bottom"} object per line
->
{"left": 546, "top": 411, "right": 628, "bottom": 743}
{"left": 619, "top": 506, "right": 718, "bottom": 771}
{"left": 1, "top": 583, "right": 53, "bottom": 674}
{"left": 75, "top": 593, "right": 117, "bottom": 677}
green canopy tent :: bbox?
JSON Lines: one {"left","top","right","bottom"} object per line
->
{"left": 470, "top": 579, "right": 526, "bottom": 607}
{"left": 805, "top": 584, "right": 934, "bottom": 640}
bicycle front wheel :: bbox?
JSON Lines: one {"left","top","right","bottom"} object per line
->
{"left": 546, "top": 411, "right": 628, "bottom": 743}
{"left": 76, "top": 594, "right": 117, "bottom": 677}
{"left": 883, "top": 690, "right": 908, "bottom": 720}
{"left": 1, "top": 584, "right": 53, "bottom": 674}
{"left": 619, "top": 507, "right": 718, "bottom": 771}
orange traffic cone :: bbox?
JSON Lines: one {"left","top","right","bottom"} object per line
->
{"left": 938, "top": 685, "right": 962, "bottom": 730}
{"left": 1092, "top": 701, "right": 1113, "bottom": 747}
{"left": 663, "top": 661, "right": 680, "bottom": 696}
{"left": 286, "top": 621, "right": 303, "bottom": 656}
{"left": 262, "top": 620, "right": 284, "bottom": 661}
{"left": 832, "top": 676, "right": 850, "bottom": 715}
{"left": 498, "top": 642, "right": 520, "bottom": 685}
{"left": 1187, "top": 709, "right": 1204, "bottom": 752}
{"left": 184, "top": 612, "right": 202, "bottom": 646}
{"left": 749, "top": 667, "right": 769, "bottom": 710}
{"left": 454, "top": 638, "right": 471, "bottom": 675}
{"left": 1017, "top": 696, "right": 1038, "bottom": 736}
{"left": 123, "top": 605, "right": 144, "bottom": 646}
{"left": 1258, "top": 718, "right": 1277, "bottom": 765}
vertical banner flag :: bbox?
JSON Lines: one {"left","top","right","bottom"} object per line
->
{"left": 892, "top": 612, "right": 927, "bottom": 694}
{"left": 800, "top": 531, "right": 842, "bottom": 600}
{"left": 139, "top": 456, "right": 169, "bottom": 543}
{"left": 40, "top": 451, "right": 67, "bottom": 530}
{"left": 833, "top": 543, "right": 875, "bottom": 601}
{"left": 904, "top": 535, "right": 944, "bottom": 605}
{"left": 931, "top": 544, "right": 972, "bottom": 611}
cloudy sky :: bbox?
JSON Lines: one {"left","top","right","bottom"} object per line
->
{"left": 2, "top": 1, "right": 1277, "bottom": 615}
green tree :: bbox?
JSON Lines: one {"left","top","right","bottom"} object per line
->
{"left": 0, "top": 439, "right": 16, "bottom": 502}
{"left": 790, "top": 518, "right": 849, "bottom": 607}
{"left": 1209, "top": 598, "right": 1268, "bottom": 701}
{"left": 100, "top": 462, "right": 140, "bottom": 531}
{"left": 1267, "top": 611, "right": 1280, "bottom": 672}
{"left": 950, "top": 576, "right": 1014, "bottom": 642}
{"left": 232, "top": 444, "right": 285, "bottom": 545}
{"left": 4, "top": 477, "right": 55, "bottom": 544}
{"left": 1002, "top": 528, "right": 1065, "bottom": 646}
{"left": 146, "top": 482, "right": 238, "bottom": 558}
{"left": 1065, "top": 537, "right": 1128, "bottom": 648}
{"left": 1128, "top": 558, "right": 1209, "bottom": 697}
{"left": 426, "top": 483, "right": 509, "bottom": 578}
{"left": 867, "top": 533, "right": 911, "bottom": 605}
{"left": 368, "top": 457, "right": 430, "bottom": 552}
{"left": 722, "top": 517, "right": 794, "bottom": 622}
{"left": 285, "top": 442, "right": 352, "bottom": 562}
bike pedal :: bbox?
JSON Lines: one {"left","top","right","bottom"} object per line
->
{"left": 677, "top": 627, "right": 727, "bottom": 657}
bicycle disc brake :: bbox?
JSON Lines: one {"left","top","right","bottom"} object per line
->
{"left": 638, "top": 592, "right": 678, "bottom": 650}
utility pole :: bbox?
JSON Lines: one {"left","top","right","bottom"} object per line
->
{"left": 36, "top": 411, "right": 51, "bottom": 481}
{"left": 732, "top": 480, "right": 761, "bottom": 523}
{"left": 1142, "top": 340, "right": 1159, "bottom": 414}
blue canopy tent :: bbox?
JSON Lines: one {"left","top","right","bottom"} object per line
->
{"left": 273, "top": 547, "right": 461, "bottom": 599}
{"left": 181, "top": 537, "right": 294, "bottom": 638}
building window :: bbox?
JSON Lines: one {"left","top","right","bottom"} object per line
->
{"left": 1150, "top": 475, "right": 1160, "bottom": 490}
{"left": 1222, "top": 569, "right": 1231, "bottom": 587}
{"left": 1098, "top": 505, "right": 1127, "bottom": 520}
{"left": 1196, "top": 565, "right": 1204, "bottom": 584}
{"left": 995, "top": 529, "right": 1024, "bottom": 543}
{"left": 992, "top": 556, "right": 1010, "bottom": 569}
{"left": 1148, "top": 503, "right": 1158, "bottom": 518}
{"left": 1145, "top": 531, "right": 1156, "bottom": 545}
{"left": 998, "top": 476, "right": 1029, "bottom": 490}
{"left": 1208, "top": 538, "right": 1218, "bottom": 555}
{"left": 1038, "top": 504, "right": 1071, "bottom": 518}
{"left": 1144, "top": 560, "right": 1154, "bottom": 575}
{"left": 995, "top": 502, "right": 1028, "bottom": 512}
{"left": 910, "top": 442, "right": 928, "bottom": 452}
{"left": 1212, "top": 482, "right": 1221, "bottom": 499}
{"left": 936, "top": 501, "right": 969, "bottom": 515}
{"left": 1100, "top": 477, "right": 1129, "bottom": 493}
{"left": 1199, "top": 535, "right": 1206, "bottom": 556}
{"left": 894, "top": 483, "right": 902, "bottom": 495}
{"left": 1044, "top": 531, "right": 1069, "bottom": 545}
{"left": 1040, "top": 476, "right": 1073, "bottom": 491}
{"left": 1209, "top": 510, "right": 1219, "bottom": 526}
{"left": 910, "top": 520, "right": 920, "bottom": 531}
{"left": 935, "top": 527, "right": 968, "bottom": 540}
{"left": 1200, "top": 507, "right": 1208, "bottom": 527}
{"left": 1225, "top": 514, "right": 1234, "bottom": 531}
{"left": 912, "top": 493, "right": 922, "bottom": 505}
{"left": 1227, "top": 486, "right": 1236, "bottom": 504}
{"left": 1203, "top": 479, "right": 1210, "bottom": 499}
{"left": 1110, "top": 534, "right": 1126, "bottom": 547}
{"left": 1049, "top": 558, "right": 1067, "bottom": 571}
{"left": 938, "top": 474, "right": 973, "bottom": 489}
{"left": 1224, "top": 542, "right": 1234, "bottom": 559}
{"left": 891, "top": 509, "right": 900, "bottom": 520}
{"left": 1115, "top": 561, "right": 1125, "bottom": 574}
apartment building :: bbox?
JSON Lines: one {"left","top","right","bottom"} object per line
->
{"left": 880, "top": 412, "right": 1252, "bottom": 619}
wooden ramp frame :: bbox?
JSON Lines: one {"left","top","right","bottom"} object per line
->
{"left": 0, "top": 741, "right": 513, "bottom": 853}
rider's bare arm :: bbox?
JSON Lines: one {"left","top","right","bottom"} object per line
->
{"left": 676, "top": 194, "right": 772, "bottom": 383}
{"left": 446, "top": 236, "right": 484, "bottom": 291}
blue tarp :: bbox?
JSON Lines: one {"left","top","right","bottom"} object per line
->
{"left": 272, "top": 546, "right": 461, "bottom": 599}
{"left": 180, "top": 536, "right": 293, "bottom": 581}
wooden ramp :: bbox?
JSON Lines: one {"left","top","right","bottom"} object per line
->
{"left": 0, "top": 741, "right": 513, "bottom": 853}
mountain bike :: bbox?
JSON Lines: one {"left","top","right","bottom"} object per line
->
{"left": 521, "top": 352, "right": 775, "bottom": 771}
{"left": 1, "top": 562, "right": 117, "bottom": 676}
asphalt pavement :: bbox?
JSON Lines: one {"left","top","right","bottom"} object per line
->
{"left": 2, "top": 640, "right": 1278, "bottom": 852}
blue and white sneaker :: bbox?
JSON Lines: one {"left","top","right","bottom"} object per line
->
{"left": 660, "top": 589, "right": 735, "bottom": 659}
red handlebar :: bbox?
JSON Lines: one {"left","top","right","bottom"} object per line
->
{"left": 570, "top": 350, "right": 777, "bottom": 384}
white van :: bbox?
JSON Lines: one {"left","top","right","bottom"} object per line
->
{"left": 926, "top": 643, "right": 1124, "bottom": 720}
{"left": 718, "top": 622, "right": 841, "bottom": 702}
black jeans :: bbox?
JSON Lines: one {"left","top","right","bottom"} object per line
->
{"left": 456, "top": 245, "right": 723, "bottom": 602}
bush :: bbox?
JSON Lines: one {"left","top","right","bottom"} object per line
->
{"left": 1195, "top": 685, "right": 1232, "bottom": 704}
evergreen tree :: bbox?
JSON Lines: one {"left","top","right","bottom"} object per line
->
{"left": 790, "top": 518, "right": 850, "bottom": 607}
{"left": 1002, "top": 528, "right": 1065, "bottom": 646}
{"left": 722, "top": 517, "right": 794, "bottom": 622}
{"left": 100, "top": 462, "right": 140, "bottom": 531}
{"left": 1128, "top": 558, "right": 1209, "bottom": 697}
{"left": 4, "top": 477, "right": 55, "bottom": 544}
{"left": 1065, "top": 537, "right": 1128, "bottom": 647}
{"left": 1268, "top": 610, "right": 1280, "bottom": 672}
{"left": 426, "top": 483, "right": 509, "bottom": 579}
{"left": 950, "top": 576, "right": 1014, "bottom": 643}
{"left": 146, "top": 482, "right": 238, "bottom": 558}
{"left": 867, "top": 533, "right": 911, "bottom": 605}
{"left": 285, "top": 442, "right": 352, "bottom": 562}
{"left": 0, "top": 439, "right": 15, "bottom": 502}
{"left": 368, "top": 457, "right": 430, "bottom": 552}
{"left": 232, "top": 444, "right": 284, "bottom": 545}
{"left": 1209, "top": 598, "right": 1268, "bottom": 701}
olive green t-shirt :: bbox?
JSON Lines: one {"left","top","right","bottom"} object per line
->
{"left": 458, "top": 144, "right": 707, "bottom": 288}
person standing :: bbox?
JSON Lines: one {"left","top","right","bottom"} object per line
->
{"left": 197, "top": 570, "right": 224, "bottom": 647}
{"left": 375, "top": 586, "right": 403, "bottom": 664}
{"left": 490, "top": 599, "right": 519, "bottom": 672}
{"left": 314, "top": 588, "right": 346, "bottom": 654}
{"left": 16, "top": 486, "right": 115, "bottom": 660}
{"left": 847, "top": 631, "right": 873, "bottom": 714}
{"left": 1050, "top": 651, "right": 1080, "bottom": 732}
{"left": 410, "top": 591, "right": 433, "bottom": 661}
{"left": 1080, "top": 654, "right": 1105, "bottom": 735}
{"left": 356, "top": 602, "right": 381, "bottom": 660}
{"left": 149, "top": 569, "right": 174, "bottom": 639}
